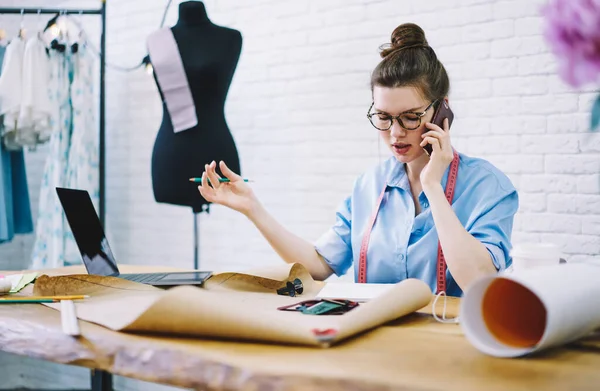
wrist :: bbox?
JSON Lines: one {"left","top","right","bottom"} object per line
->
{"left": 422, "top": 182, "right": 444, "bottom": 197}
{"left": 245, "top": 199, "right": 265, "bottom": 222}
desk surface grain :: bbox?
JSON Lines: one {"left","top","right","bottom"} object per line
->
{"left": 0, "top": 265, "right": 599, "bottom": 391}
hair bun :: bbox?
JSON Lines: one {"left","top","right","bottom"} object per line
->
{"left": 380, "top": 23, "right": 429, "bottom": 58}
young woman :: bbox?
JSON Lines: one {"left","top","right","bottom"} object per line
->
{"left": 198, "top": 23, "right": 518, "bottom": 297}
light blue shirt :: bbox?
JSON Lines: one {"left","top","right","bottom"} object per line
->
{"left": 314, "top": 152, "right": 519, "bottom": 297}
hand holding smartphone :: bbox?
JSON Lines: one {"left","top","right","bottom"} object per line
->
{"left": 423, "top": 100, "right": 454, "bottom": 156}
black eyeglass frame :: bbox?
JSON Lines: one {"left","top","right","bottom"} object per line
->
{"left": 366, "top": 100, "right": 438, "bottom": 131}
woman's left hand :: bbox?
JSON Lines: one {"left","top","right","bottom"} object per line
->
{"left": 420, "top": 118, "right": 454, "bottom": 192}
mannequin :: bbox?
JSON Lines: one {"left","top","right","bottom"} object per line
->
{"left": 149, "top": 1, "right": 242, "bottom": 213}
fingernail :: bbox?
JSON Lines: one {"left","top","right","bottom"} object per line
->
{"left": 211, "top": 160, "right": 216, "bottom": 165}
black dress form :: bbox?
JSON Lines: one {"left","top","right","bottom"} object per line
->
{"left": 151, "top": 1, "right": 242, "bottom": 213}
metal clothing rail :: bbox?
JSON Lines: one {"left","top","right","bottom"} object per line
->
{"left": 0, "top": 4, "right": 110, "bottom": 391}
{"left": 0, "top": 8, "right": 102, "bottom": 14}
{"left": 0, "top": 3, "right": 107, "bottom": 228}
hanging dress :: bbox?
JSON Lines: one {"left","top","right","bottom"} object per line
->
{"left": 0, "top": 42, "right": 34, "bottom": 244}
{"left": 31, "top": 41, "right": 98, "bottom": 269}
{"left": 17, "top": 35, "right": 53, "bottom": 148}
{"left": 0, "top": 37, "right": 24, "bottom": 149}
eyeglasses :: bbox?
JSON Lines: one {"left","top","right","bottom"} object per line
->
{"left": 367, "top": 100, "right": 437, "bottom": 131}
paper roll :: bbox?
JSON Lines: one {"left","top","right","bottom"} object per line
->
{"left": 0, "top": 279, "right": 11, "bottom": 294}
{"left": 460, "top": 263, "right": 600, "bottom": 357}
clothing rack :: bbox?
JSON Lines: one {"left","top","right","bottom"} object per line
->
{"left": 0, "top": 2, "right": 107, "bottom": 228}
{"left": 0, "top": 4, "right": 110, "bottom": 391}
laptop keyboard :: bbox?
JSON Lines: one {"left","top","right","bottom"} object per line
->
{"left": 121, "top": 273, "right": 168, "bottom": 283}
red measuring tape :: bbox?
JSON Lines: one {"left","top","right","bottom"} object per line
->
{"left": 358, "top": 151, "right": 460, "bottom": 294}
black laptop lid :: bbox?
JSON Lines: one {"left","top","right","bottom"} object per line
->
{"left": 56, "top": 188, "right": 120, "bottom": 277}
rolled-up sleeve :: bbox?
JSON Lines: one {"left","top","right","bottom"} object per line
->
{"left": 468, "top": 189, "right": 519, "bottom": 271}
{"left": 314, "top": 195, "right": 353, "bottom": 276}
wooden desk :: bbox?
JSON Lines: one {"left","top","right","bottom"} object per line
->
{"left": 1, "top": 265, "right": 599, "bottom": 391}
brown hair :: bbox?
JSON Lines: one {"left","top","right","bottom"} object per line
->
{"left": 371, "top": 23, "right": 450, "bottom": 102}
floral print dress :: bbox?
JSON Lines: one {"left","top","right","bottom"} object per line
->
{"left": 31, "top": 43, "right": 98, "bottom": 269}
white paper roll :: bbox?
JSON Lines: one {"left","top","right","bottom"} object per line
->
{"left": 460, "top": 263, "right": 600, "bottom": 357}
{"left": 0, "top": 279, "right": 11, "bottom": 294}
{"left": 61, "top": 300, "right": 81, "bottom": 337}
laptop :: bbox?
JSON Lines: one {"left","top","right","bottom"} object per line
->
{"left": 56, "top": 187, "right": 212, "bottom": 286}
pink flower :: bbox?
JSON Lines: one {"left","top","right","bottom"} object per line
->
{"left": 542, "top": 0, "right": 600, "bottom": 87}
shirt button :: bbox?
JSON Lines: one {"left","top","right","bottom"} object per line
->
{"left": 422, "top": 201, "right": 429, "bottom": 208}
{"left": 399, "top": 254, "right": 405, "bottom": 261}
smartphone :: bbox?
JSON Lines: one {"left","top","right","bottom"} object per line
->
{"left": 424, "top": 100, "right": 454, "bottom": 156}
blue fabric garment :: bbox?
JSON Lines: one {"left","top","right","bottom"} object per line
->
{"left": 0, "top": 45, "right": 34, "bottom": 244}
{"left": 314, "top": 152, "right": 519, "bottom": 297}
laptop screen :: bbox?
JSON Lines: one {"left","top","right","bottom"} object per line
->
{"left": 56, "top": 188, "right": 120, "bottom": 277}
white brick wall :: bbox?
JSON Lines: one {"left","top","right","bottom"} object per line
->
{"left": 99, "top": 0, "right": 599, "bottom": 272}
{"left": 3, "top": 0, "right": 600, "bottom": 272}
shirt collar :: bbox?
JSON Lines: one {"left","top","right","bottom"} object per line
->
{"left": 385, "top": 153, "right": 458, "bottom": 193}
{"left": 386, "top": 158, "right": 410, "bottom": 191}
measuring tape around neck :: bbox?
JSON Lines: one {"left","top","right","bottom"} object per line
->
{"left": 358, "top": 151, "right": 460, "bottom": 294}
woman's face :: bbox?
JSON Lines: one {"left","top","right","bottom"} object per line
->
{"left": 371, "top": 86, "right": 436, "bottom": 164}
